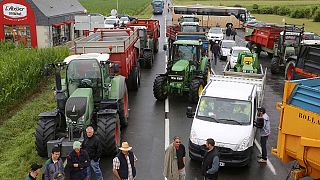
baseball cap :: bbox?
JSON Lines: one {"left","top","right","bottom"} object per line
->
{"left": 30, "top": 163, "right": 42, "bottom": 171}
{"left": 73, "top": 141, "right": 81, "bottom": 149}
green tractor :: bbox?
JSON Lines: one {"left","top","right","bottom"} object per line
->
{"left": 234, "top": 52, "right": 260, "bottom": 73}
{"left": 153, "top": 40, "right": 210, "bottom": 103}
{"left": 35, "top": 53, "right": 129, "bottom": 157}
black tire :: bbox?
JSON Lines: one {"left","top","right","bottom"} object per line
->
{"left": 270, "top": 57, "right": 280, "bottom": 74}
{"left": 96, "top": 114, "right": 121, "bottom": 155}
{"left": 153, "top": 75, "right": 168, "bottom": 100}
{"left": 189, "top": 79, "right": 204, "bottom": 103}
{"left": 119, "top": 86, "right": 129, "bottom": 127}
{"left": 128, "top": 66, "right": 140, "bottom": 91}
{"left": 143, "top": 51, "right": 153, "bottom": 69}
{"left": 35, "top": 117, "right": 56, "bottom": 157}
{"left": 154, "top": 39, "right": 159, "bottom": 53}
{"left": 285, "top": 61, "right": 296, "bottom": 80}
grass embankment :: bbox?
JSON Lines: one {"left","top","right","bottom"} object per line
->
{"left": 80, "top": 0, "right": 152, "bottom": 18}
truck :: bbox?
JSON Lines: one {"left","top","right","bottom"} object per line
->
{"left": 36, "top": 53, "right": 128, "bottom": 157}
{"left": 186, "top": 72, "right": 266, "bottom": 166}
{"left": 245, "top": 23, "right": 304, "bottom": 74}
{"left": 272, "top": 77, "right": 320, "bottom": 179}
{"left": 126, "top": 19, "right": 160, "bottom": 68}
{"left": 74, "top": 28, "right": 141, "bottom": 90}
{"left": 285, "top": 42, "right": 320, "bottom": 80}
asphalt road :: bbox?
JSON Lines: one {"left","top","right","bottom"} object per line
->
{"left": 97, "top": 2, "right": 300, "bottom": 180}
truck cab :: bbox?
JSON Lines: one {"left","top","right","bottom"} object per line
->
{"left": 188, "top": 75, "right": 265, "bottom": 166}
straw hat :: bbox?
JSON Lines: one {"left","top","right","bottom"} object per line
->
{"left": 119, "top": 142, "right": 132, "bottom": 151}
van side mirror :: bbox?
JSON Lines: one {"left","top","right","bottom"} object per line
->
{"left": 113, "top": 63, "right": 120, "bottom": 73}
{"left": 186, "top": 106, "right": 195, "bottom": 118}
{"left": 163, "top": 44, "right": 168, "bottom": 51}
{"left": 254, "top": 117, "right": 264, "bottom": 128}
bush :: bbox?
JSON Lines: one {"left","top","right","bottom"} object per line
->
{"left": 290, "top": 9, "right": 306, "bottom": 18}
{"left": 314, "top": 9, "right": 320, "bottom": 22}
{"left": 273, "top": 6, "right": 280, "bottom": 14}
{"left": 277, "top": 6, "right": 291, "bottom": 16}
{"left": 252, "top": 4, "right": 259, "bottom": 10}
{"left": 311, "top": 6, "right": 319, "bottom": 16}
{"left": 259, "top": 7, "right": 274, "bottom": 14}
{"left": 0, "top": 42, "right": 69, "bottom": 115}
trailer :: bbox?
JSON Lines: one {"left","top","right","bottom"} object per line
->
{"left": 285, "top": 42, "right": 320, "bottom": 80}
{"left": 74, "top": 28, "right": 141, "bottom": 90}
{"left": 127, "top": 19, "right": 160, "bottom": 68}
{"left": 272, "top": 77, "right": 320, "bottom": 180}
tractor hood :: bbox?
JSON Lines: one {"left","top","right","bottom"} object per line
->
{"left": 171, "top": 59, "right": 189, "bottom": 72}
{"left": 65, "top": 88, "right": 93, "bottom": 123}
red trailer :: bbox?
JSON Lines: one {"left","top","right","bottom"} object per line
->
{"left": 245, "top": 24, "right": 284, "bottom": 57}
{"left": 74, "top": 28, "right": 141, "bottom": 90}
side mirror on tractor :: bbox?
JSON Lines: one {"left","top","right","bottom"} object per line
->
{"left": 186, "top": 106, "right": 195, "bottom": 118}
{"left": 163, "top": 44, "right": 168, "bottom": 51}
{"left": 113, "top": 63, "right": 120, "bottom": 74}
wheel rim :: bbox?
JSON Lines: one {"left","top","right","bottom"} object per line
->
{"left": 198, "top": 84, "right": 204, "bottom": 97}
{"left": 287, "top": 64, "right": 294, "bottom": 80}
{"left": 115, "top": 122, "right": 120, "bottom": 145}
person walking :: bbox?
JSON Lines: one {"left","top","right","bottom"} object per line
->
{"left": 25, "top": 163, "right": 42, "bottom": 180}
{"left": 67, "top": 141, "right": 90, "bottom": 180}
{"left": 231, "top": 27, "right": 237, "bottom": 41}
{"left": 226, "top": 25, "right": 232, "bottom": 40}
{"left": 163, "top": 136, "right": 186, "bottom": 180}
{"left": 201, "top": 138, "right": 219, "bottom": 180}
{"left": 257, "top": 107, "right": 270, "bottom": 163}
{"left": 43, "top": 147, "right": 65, "bottom": 180}
{"left": 82, "top": 126, "right": 103, "bottom": 180}
{"left": 112, "top": 141, "right": 137, "bottom": 180}
{"left": 211, "top": 41, "right": 220, "bottom": 65}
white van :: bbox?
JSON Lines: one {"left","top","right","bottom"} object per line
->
{"left": 187, "top": 74, "right": 265, "bottom": 166}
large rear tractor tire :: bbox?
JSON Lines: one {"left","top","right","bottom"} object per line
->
{"left": 143, "top": 51, "right": 154, "bottom": 69}
{"left": 128, "top": 66, "right": 140, "bottom": 91}
{"left": 119, "top": 86, "right": 129, "bottom": 127}
{"left": 153, "top": 75, "right": 168, "bottom": 100}
{"left": 35, "top": 117, "right": 56, "bottom": 157}
{"left": 154, "top": 39, "right": 159, "bottom": 53}
{"left": 96, "top": 114, "right": 121, "bottom": 155}
{"left": 189, "top": 79, "right": 204, "bottom": 103}
{"left": 270, "top": 57, "right": 280, "bottom": 74}
{"left": 285, "top": 61, "right": 296, "bottom": 80}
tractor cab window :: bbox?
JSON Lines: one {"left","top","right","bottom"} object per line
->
{"left": 181, "top": 25, "right": 199, "bottom": 32}
{"left": 283, "top": 35, "right": 300, "bottom": 46}
{"left": 173, "top": 44, "right": 197, "bottom": 62}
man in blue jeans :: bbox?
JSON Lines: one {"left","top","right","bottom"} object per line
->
{"left": 82, "top": 126, "right": 104, "bottom": 180}
{"left": 257, "top": 107, "right": 270, "bottom": 163}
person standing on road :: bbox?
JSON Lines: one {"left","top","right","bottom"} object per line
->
{"left": 201, "top": 138, "right": 219, "bottom": 180}
{"left": 210, "top": 40, "right": 220, "bottom": 65}
{"left": 82, "top": 126, "right": 103, "bottom": 180}
{"left": 25, "top": 163, "right": 42, "bottom": 180}
{"left": 112, "top": 141, "right": 137, "bottom": 180}
{"left": 163, "top": 136, "right": 186, "bottom": 180}
{"left": 257, "top": 107, "right": 270, "bottom": 163}
{"left": 231, "top": 27, "right": 237, "bottom": 41}
{"left": 67, "top": 141, "right": 90, "bottom": 180}
{"left": 43, "top": 147, "right": 65, "bottom": 180}
{"left": 226, "top": 25, "right": 232, "bottom": 40}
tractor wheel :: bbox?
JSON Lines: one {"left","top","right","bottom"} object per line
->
{"left": 203, "top": 60, "right": 211, "bottom": 84}
{"left": 119, "top": 86, "right": 129, "bottom": 127}
{"left": 154, "top": 39, "right": 159, "bottom": 53}
{"left": 96, "top": 113, "right": 121, "bottom": 155}
{"left": 128, "top": 66, "right": 140, "bottom": 91}
{"left": 270, "top": 57, "right": 280, "bottom": 74}
{"left": 285, "top": 61, "right": 296, "bottom": 80}
{"left": 35, "top": 117, "right": 56, "bottom": 157}
{"left": 153, "top": 75, "right": 168, "bottom": 100}
{"left": 143, "top": 51, "right": 154, "bottom": 69}
{"left": 189, "top": 79, "right": 204, "bottom": 103}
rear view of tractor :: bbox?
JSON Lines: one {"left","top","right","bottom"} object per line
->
{"left": 153, "top": 40, "right": 210, "bottom": 103}
{"left": 234, "top": 52, "right": 260, "bottom": 73}
{"left": 35, "top": 53, "right": 129, "bottom": 157}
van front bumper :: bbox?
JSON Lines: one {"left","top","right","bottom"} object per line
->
{"left": 189, "top": 139, "right": 252, "bottom": 167}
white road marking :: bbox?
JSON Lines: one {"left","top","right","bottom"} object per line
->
{"left": 254, "top": 139, "right": 277, "bottom": 175}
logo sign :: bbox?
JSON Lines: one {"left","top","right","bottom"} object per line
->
{"left": 3, "top": 3, "right": 27, "bottom": 18}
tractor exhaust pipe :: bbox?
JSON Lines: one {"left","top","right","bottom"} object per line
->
{"left": 54, "top": 64, "right": 67, "bottom": 111}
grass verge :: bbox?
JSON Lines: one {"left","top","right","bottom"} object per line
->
{"left": 0, "top": 77, "right": 56, "bottom": 179}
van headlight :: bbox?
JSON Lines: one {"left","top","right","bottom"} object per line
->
{"left": 190, "top": 129, "right": 199, "bottom": 144}
{"left": 236, "top": 137, "right": 250, "bottom": 151}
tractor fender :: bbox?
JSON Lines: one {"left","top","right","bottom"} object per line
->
{"left": 109, "top": 75, "right": 127, "bottom": 100}
{"left": 38, "top": 109, "right": 59, "bottom": 118}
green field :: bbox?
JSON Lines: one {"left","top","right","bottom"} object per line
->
{"left": 80, "top": 0, "right": 152, "bottom": 18}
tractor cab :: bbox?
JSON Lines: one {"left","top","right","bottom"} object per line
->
{"left": 234, "top": 51, "right": 260, "bottom": 73}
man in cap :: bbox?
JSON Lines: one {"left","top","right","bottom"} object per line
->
{"left": 112, "top": 141, "right": 137, "bottom": 180}
{"left": 257, "top": 107, "right": 270, "bottom": 163}
{"left": 67, "top": 141, "right": 90, "bottom": 180}
{"left": 25, "top": 163, "right": 42, "bottom": 180}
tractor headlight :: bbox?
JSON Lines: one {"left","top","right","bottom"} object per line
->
{"left": 78, "top": 115, "right": 85, "bottom": 124}
{"left": 66, "top": 117, "right": 73, "bottom": 124}
{"left": 176, "top": 76, "right": 183, "bottom": 81}
{"left": 170, "top": 76, "right": 177, "bottom": 80}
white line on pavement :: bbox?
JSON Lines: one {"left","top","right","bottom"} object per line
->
{"left": 254, "top": 139, "right": 277, "bottom": 175}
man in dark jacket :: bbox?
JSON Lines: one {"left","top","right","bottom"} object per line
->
{"left": 82, "top": 126, "right": 103, "bottom": 180}
{"left": 44, "top": 147, "right": 65, "bottom": 180}
{"left": 113, "top": 142, "right": 137, "bottom": 180}
{"left": 210, "top": 40, "right": 220, "bottom": 65}
{"left": 67, "top": 141, "right": 90, "bottom": 180}
{"left": 201, "top": 138, "right": 219, "bottom": 180}
{"left": 25, "top": 163, "right": 42, "bottom": 180}
{"left": 226, "top": 26, "right": 232, "bottom": 39}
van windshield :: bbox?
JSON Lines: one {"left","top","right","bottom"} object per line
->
{"left": 196, "top": 96, "right": 252, "bottom": 125}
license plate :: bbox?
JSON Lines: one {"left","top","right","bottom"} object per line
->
{"left": 219, "top": 162, "right": 225, "bottom": 166}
